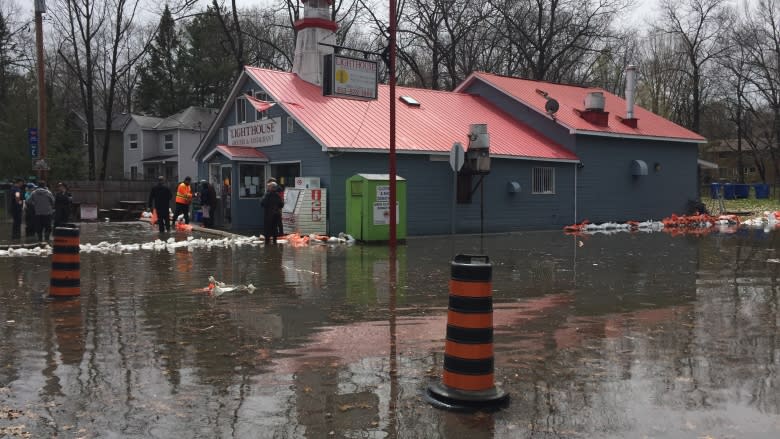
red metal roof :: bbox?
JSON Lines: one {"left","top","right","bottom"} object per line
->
{"left": 456, "top": 72, "right": 706, "bottom": 143}
{"left": 245, "top": 67, "right": 578, "bottom": 161}
{"left": 207, "top": 144, "right": 269, "bottom": 162}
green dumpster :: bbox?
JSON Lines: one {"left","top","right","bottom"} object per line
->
{"left": 346, "top": 174, "right": 407, "bottom": 241}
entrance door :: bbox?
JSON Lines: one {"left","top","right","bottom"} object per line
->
{"left": 220, "top": 165, "right": 232, "bottom": 226}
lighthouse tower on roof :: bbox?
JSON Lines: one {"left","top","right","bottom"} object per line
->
{"left": 292, "top": 0, "right": 338, "bottom": 85}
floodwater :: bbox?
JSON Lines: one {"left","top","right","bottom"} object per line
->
{"left": 1, "top": 222, "right": 779, "bottom": 438}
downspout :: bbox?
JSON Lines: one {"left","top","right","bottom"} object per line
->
{"left": 574, "top": 162, "right": 578, "bottom": 224}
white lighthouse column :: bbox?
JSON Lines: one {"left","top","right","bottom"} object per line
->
{"left": 292, "top": 0, "right": 338, "bottom": 85}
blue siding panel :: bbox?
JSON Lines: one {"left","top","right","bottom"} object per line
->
{"left": 330, "top": 153, "right": 575, "bottom": 235}
{"left": 575, "top": 136, "right": 698, "bottom": 222}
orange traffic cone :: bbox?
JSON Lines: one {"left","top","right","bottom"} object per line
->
{"left": 50, "top": 224, "right": 80, "bottom": 299}
{"left": 425, "top": 254, "right": 509, "bottom": 411}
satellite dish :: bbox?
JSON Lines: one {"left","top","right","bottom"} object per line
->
{"left": 545, "top": 99, "right": 559, "bottom": 115}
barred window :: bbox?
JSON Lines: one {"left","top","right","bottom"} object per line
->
{"left": 532, "top": 167, "right": 555, "bottom": 194}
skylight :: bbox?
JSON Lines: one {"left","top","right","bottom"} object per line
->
{"left": 400, "top": 96, "right": 420, "bottom": 107}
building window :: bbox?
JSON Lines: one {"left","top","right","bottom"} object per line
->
{"left": 219, "top": 128, "right": 225, "bottom": 143}
{"left": 255, "top": 89, "right": 270, "bottom": 120}
{"left": 82, "top": 130, "right": 88, "bottom": 145}
{"left": 129, "top": 133, "right": 138, "bottom": 149}
{"left": 287, "top": 117, "right": 295, "bottom": 134}
{"left": 164, "top": 134, "right": 174, "bottom": 150}
{"left": 236, "top": 97, "right": 247, "bottom": 123}
{"left": 532, "top": 167, "right": 555, "bottom": 194}
{"left": 457, "top": 172, "right": 472, "bottom": 204}
{"left": 165, "top": 165, "right": 175, "bottom": 182}
{"left": 130, "top": 166, "right": 138, "bottom": 180}
{"left": 239, "top": 164, "right": 265, "bottom": 198}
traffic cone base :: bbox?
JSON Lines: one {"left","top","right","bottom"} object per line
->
{"left": 424, "top": 382, "right": 508, "bottom": 412}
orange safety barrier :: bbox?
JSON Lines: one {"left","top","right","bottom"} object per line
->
{"left": 50, "top": 224, "right": 80, "bottom": 298}
{"left": 425, "top": 254, "right": 509, "bottom": 411}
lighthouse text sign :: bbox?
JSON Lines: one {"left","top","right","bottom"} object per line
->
{"left": 227, "top": 117, "right": 282, "bottom": 148}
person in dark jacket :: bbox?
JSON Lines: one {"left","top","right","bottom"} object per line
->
{"left": 23, "top": 183, "right": 36, "bottom": 237}
{"left": 10, "top": 179, "right": 24, "bottom": 239}
{"left": 148, "top": 176, "right": 173, "bottom": 233}
{"left": 53, "top": 182, "right": 73, "bottom": 228}
{"left": 260, "top": 181, "right": 284, "bottom": 243}
{"left": 199, "top": 181, "right": 217, "bottom": 228}
{"left": 28, "top": 181, "right": 55, "bottom": 242}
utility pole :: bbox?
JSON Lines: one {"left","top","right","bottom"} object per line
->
{"left": 34, "top": 0, "right": 47, "bottom": 180}
{"left": 389, "top": 0, "right": 397, "bottom": 249}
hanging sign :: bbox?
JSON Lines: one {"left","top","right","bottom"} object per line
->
{"left": 323, "top": 54, "right": 378, "bottom": 100}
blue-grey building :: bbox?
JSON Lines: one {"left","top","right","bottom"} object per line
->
{"left": 191, "top": 1, "right": 705, "bottom": 235}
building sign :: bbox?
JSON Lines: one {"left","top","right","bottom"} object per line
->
{"left": 323, "top": 54, "right": 378, "bottom": 101}
{"left": 227, "top": 117, "right": 281, "bottom": 148}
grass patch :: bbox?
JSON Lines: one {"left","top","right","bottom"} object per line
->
{"left": 702, "top": 197, "right": 780, "bottom": 215}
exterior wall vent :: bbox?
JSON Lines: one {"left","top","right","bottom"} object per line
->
{"left": 631, "top": 159, "right": 648, "bottom": 176}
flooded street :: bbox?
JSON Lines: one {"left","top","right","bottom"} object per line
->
{"left": 1, "top": 222, "right": 779, "bottom": 438}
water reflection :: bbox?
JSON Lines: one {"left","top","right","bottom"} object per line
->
{"left": 0, "top": 223, "right": 779, "bottom": 437}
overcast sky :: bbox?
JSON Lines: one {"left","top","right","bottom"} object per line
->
{"left": 213, "top": 0, "right": 662, "bottom": 29}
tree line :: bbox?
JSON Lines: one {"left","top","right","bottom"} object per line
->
{"left": 0, "top": 0, "right": 776, "bottom": 183}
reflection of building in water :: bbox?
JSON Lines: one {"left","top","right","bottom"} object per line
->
{"left": 345, "top": 245, "right": 406, "bottom": 305}
{"left": 282, "top": 246, "right": 327, "bottom": 298}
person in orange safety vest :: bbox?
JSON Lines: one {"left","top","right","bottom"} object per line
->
{"left": 174, "top": 176, "right": 194, "bottom": 224}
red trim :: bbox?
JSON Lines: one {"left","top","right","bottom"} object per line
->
{"left": 301, "top": 0, "right": 334, "bottom": 4}
{"left": 294, "top": 18, "right": 338, "bottom": 32}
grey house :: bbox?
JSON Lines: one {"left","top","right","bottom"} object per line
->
{"left": 123, "top": 107, "right": 217, "bottom": 181}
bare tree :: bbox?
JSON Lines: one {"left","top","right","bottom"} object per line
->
{"left": 487, "top": 0, "right": 629, "bottom": 82}
{"left": 740, "top": 0, "right": 780, "bottom": 185}
{"left": 657, "top": 0, "right": 732, "bottom": 134}
{"left": 636, "top": 30, "right": 691, "bottom": 124}
{"left": 53, "top": 0, "right": 106, "bottom": 180}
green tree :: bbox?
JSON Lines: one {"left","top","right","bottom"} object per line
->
{"left": 179, "top": 7, "right": 236, "bottom": 109}
{"left": 136, "top": 5, "right": 186, "bottom": 116}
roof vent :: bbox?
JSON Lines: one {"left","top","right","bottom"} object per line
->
{"left": 400, "top": 96, "right": 420, "bottom": 107}
{"left": 584, "top": 92, "right": 605, "bottom": 111}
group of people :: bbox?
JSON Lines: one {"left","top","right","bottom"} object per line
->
{"left": 10, "top": 179, "right": 72, "bottom": 241}
{"left": 148, "top": 175, "right": 285, "bottom": 242}
{"left": 148, "top": 176, "right": 218, "bottom": 233}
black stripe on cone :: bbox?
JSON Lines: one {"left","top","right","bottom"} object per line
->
{"left": 425, "top": 254, "right": 508, "bottom": 411}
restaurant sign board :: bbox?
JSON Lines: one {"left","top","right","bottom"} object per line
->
{"left": 227, "top": 117, "right": 282, "bottom": 148}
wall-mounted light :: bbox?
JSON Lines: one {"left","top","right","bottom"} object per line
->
{"left": 654, "top": 162, "right": 661, "bottom": 172}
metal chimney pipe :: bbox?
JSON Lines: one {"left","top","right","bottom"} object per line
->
{"left": 625, "top": 65, "right": 637, "bottom": 119}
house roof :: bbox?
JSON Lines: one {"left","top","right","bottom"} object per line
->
{"left": 132, "top": 114, "right": 164, "bottom": 129}
{"left": 244, "top": 67, "right": 578, "bottom": 162}
{"left": 455, "top": 71, "right": 706, "bottom": 144}
{"left": 156, "top": 106, "right": 218, "bottom": 131}
{"left": 73, "top": 111, "right": 131, "bottom": 131}
{"left": 141, "top": 154, "right": 177, "bottom": 163}
{"left": 204, "top": 144, "right": 269, "bottom": 162}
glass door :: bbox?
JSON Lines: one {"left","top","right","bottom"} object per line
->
{"left": 220, "top": 165, "right": 232, "bottom": 226}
